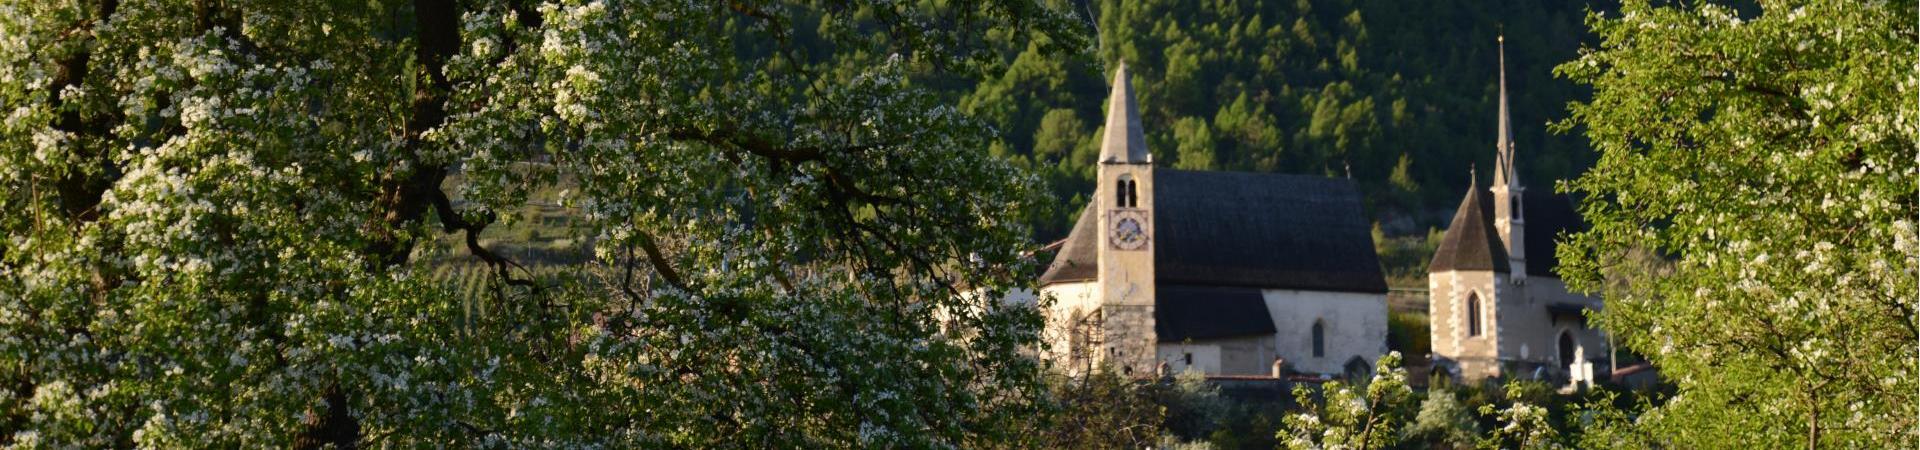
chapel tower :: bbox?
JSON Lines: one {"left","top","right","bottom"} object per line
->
{"left": 1426, "top": 36, "right": 1625, "bottom": 386}
{"left": 1489, "top": 36, "right": 1527, "bottom": 280}
{"left": 1428, "top": 169, "right": 1511, "bottom": 380}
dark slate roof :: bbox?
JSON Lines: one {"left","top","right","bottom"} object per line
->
{"left": 1038, "top": 202, "right": 1098, "bottom": 284}
{"left": 1429, "top": 184, "right": 1510, "bottom": 273}
{"left": 1156, "top": 285, "right": 1277, "bottom": 341}
{"left": 1545, "top": 302, "right": 1592, "bottom": 317}
{"left": 1154, "top": 170, "right": 1387, "bottom": 293}
{"left": 1522, "top": 193, "right": 1584, "bottom": 278}
{"left": 1547, "top": 302, "right": 1592, "bottom": 326}
{"left": 1038, "top": 169, "right": 1389, "bottom": 294}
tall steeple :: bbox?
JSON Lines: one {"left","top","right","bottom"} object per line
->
{"left": 1101, "top": 62, "right": 1151, "bottom": 164}
{"left": 1489, "top": 36, "right": 1526, "bottom": 279}
{"left": 1492, "top": 36, "right": 1517, "bottom": 189}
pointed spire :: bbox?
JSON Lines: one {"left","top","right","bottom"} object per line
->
{"left": 1492, "top": 35, "right": 1518, "bottom": 189}
{"left": 1101, "top": 62, "right": 1150, "bottom": 163}
{"left": 1429, "top": 171, "right": 1511, "bottom": 274}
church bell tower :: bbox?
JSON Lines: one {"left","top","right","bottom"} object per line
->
{"left": 1095, "top": 62, "right": 1158, "bottom": 375}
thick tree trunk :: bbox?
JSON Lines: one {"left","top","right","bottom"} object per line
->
{"left": 303, "top": 0, "right": 464, "bottom": 445}
{"left": 294, "top": 387, "right": 359, "bottom": 450}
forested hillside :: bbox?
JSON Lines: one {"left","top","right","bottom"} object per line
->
{"left": 956, "top": 0, "right": 1607, "bottom": 240}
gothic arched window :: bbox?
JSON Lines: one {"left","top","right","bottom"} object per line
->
{"left": 1311, "top": 320, "right": 1326, "bottom": 357}
{"left": 1467, "top": 293, "right": 1483, "bottom": 337}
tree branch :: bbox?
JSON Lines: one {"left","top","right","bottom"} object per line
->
{"left": 634, "top": 229, "right": 691, "bottom": 292}
{"left": 1702, "top": 74, "right": 1811, "bottom": 120}
{"left": 427, "top": 188, "right": 538, "bottom": 293}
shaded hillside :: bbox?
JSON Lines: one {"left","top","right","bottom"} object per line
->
{"left": 957, "top": 0, "right": 1608, "bottom": 240}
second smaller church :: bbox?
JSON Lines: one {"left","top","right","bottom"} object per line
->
{"left": 1036, "top": 63, "right": 1390, "bottom": 379}
{"left": 1426, "top": 38, "right": 1609, "bottom": 385}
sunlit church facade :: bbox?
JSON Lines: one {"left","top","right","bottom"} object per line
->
{"left": 1031, "top": 63, "right": 1390, "bottom": 379}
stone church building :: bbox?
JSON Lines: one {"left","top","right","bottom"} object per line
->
{"left": 1035, "top": 63, "right": 1389, "bottom": 378}
{"left": 1427, "top": 39, "right": 1607, "bottom": 385}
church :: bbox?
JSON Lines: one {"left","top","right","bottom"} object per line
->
{"left": 1034, "top": 63, "right": 1390, "bottom": 379}
{"left": 1427, "top": 38, "right": 1608, "bottom": 385}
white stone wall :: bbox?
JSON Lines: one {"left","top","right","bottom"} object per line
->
{"left": 1035, "top": 284, "right": 1388, "bottom": 377}
{"left": 1040, "top": 282, "right": 1102, "bottom": 327}
{"left": 1157, "top": 343, "right": 1223, "bottom": 374}
{"left": 1157, "top": 334, "right": 1275, "bottom": 376}
{"left": 1431, "top": 270, "right": 1506, "bottom": 380}
{"left": 1429, "top": 272, "right": 1612, "bottom": 382}
{"left": 1037, "top": 282, "right": 1100, "bottom": 371}
{"left": 1036, "top": 282, "right": 1177, "bottom": 377}
{"left": 1498, "top": 277, "right": 1609, "bottom": 372}
{"left": 1262, "top": 289, "right": 1388, "bottom": 375}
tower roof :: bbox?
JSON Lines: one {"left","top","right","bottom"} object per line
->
{"left": 1100, "top": 62, "right": 1151, "bottom": 163}
{"left": 1429, "top": 176, "right": 1511, "bottom": 273}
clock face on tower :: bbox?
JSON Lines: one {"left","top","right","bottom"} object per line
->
{"left": 1108, "top": 209, "right": 1150, "bottom": 251}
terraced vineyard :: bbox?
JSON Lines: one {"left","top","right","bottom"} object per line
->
{"left": 419, "top": 168, "right": 596, "bottom": 326}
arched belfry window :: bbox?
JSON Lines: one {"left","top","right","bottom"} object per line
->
{"left": 1466, "top": 293, "right": 1483, "bottom": 337}
{"left": 1311, "top": 320, "right": 1326, "bottom": 357}
{"left": 1127, "top": 180, "right": 1137, "bottom": 207}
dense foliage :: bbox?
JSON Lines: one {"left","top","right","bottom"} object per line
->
{"left": 1555, "top": 0, "right": 1918, "bottom": 447}
{"left": 961, "top": 0, "right": 1604, "bottom": 238}
{"left": 1273, "top": 355, "right": 1685, "bottom": 450}
{"left": 0, "top": 0, "right": 1086, "bottom": 447}
{"left": 1279, "top": 352, "right": 1414, "bottom": 450}
{"left": 1037, "top": 369, "right": 1166, "bottom": 449}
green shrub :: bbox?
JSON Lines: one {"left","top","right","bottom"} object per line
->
{"left": 1386, "top": 311, "right": 1430, "bottom": 358}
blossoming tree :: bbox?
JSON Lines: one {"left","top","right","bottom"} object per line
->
{"left": 0, "top": 0, "right": 1083, "bottom": 447}
{"left": 1554, "top": 0, "right": 1917, "bottom": 447}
